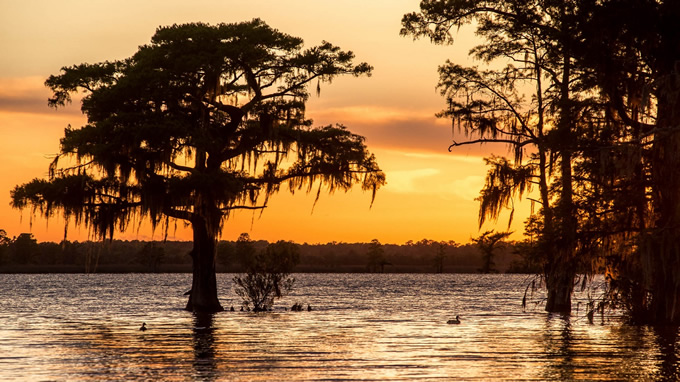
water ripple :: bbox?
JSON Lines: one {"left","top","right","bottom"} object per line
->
{"left": 0, "top": 273, "right": 677, "bottom": 380}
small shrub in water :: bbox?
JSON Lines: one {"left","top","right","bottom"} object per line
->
{"left": 233, "top": 240, "right": 299, "bottom": 311}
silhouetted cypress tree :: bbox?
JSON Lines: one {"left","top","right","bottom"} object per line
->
{"left": 11, "top": 20, "right": 384, "bottom": 312}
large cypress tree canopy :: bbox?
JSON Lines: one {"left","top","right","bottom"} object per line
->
{"left": 12, "top": 19, "right": 385, "bottom": 239}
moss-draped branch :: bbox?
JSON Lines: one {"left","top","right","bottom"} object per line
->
{"left": 12, "top": 19, "right": 385, "bottom": 240}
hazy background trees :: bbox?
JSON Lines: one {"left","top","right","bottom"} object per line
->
{"left": 365, "top": 239, "right": 388, "bottom": 272}
{"left": 0, "top": 230, "right": 12, "bottom": 265}
{"left": 473, "top": 230, "right": 512, "bottom": 274}
{"left": 0, "top": 231, "right": 524, "bottom": 274}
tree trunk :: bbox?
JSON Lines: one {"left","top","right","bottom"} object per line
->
{"left": 540, "top": 11, "right": 579, "bottom": 313}
{"left": 543, "top": 42, "right": 577, "bottom": 314}
{"left": 534, "top": 53, "right": 574, "bottom": 313}
{"left": 645, "top": 119, "right": 680, "bottom": 324}
{"left": 544, "top": 147, "right": 577, "bottom": 314}
{"left": 640, "top": 231, "right": 680, "bottom": 324}
{"left": 545, "top": 262, "right": 575, "bottom": 313}
{"left": 185, "top": 217, "right": 223, "bottom": 313}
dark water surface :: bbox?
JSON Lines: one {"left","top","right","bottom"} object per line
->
{"left": 0, "top": 273, "right": 678, "bottom": 380}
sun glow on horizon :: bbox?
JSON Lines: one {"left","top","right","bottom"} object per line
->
{"left": 0, "top": 1, "right": 532, "bottom": 245}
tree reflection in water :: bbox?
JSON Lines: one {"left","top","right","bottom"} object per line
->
{"left": 537, "top": 313, "right": 680, "bottom": 380}
{"left": 541, "top": 314, "right": 575, "bottom": 381}
{"left": 7, "top": 274, "right": 680, "bottom": 380}
{"left": 192, "top": 313, "right": 217, "bottom": 381}
{"left": 653, "top": 326, "right": 680, "bottom": 381}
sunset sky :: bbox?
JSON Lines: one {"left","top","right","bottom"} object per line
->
{"left": 0, "top": 0, "right": 532, "bottom": 244}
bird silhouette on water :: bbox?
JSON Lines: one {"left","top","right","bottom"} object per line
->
{"left": 140, "top": 322, "right": 147, "bottom": 331}
{"left": 447, "top": 316, "right": 461, "bottom": 324}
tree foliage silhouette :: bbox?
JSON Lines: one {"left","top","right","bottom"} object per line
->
{"left": 402, "top": 0, "right": 594, "bottom": 313}
{"left": 11, "top": 19, "right": 385, "bottom": 312}
{"left": 366, "top": 239, "right": 388, "bottom": 273}
{"left": 404, "top": 0, "right": 680, "bottom": 323}
{"left": 0, "top": 230, "right": 10, "bottom": 246}
{"left": 575, "top": 0, "right": 680, "bottom": 324}
{"left": 472, "top": 230, "right": 512, "bottom": 273}
{"left": 0, "top": 229, "right": 10, "bottom": 266}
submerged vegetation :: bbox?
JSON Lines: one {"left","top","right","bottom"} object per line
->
{"left": 233, "top": 238, "right": 299, "bottom": 311}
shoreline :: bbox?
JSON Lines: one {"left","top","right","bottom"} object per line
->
{"left": 0, "top": 264, "right": 491, "bottom": 274}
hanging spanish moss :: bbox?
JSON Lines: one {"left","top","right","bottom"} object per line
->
{"left": 11, "top": 20, "right": 385, "bottom": 313}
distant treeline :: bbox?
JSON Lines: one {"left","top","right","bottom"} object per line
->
{"left": 0, "top": 233, "right": 538, "bottom": 274}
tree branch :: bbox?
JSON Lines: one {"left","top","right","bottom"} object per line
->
{"left": 222, "top": 205, "right": 267, "bottom": 211}
{"left": 164, "top": 207, "right": 194, "bottom": 222}
{"left": 449, "top": 138, "right": 535, "bottom": 151}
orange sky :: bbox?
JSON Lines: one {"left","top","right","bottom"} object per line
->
{"left": 0, "top": 1, "right": 532, "bottom": 244}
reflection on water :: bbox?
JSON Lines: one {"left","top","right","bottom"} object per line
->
{"left": 193, "top": 312, "right": 217, "bottom": 381}
{"left": 541, "top": 316, "right": 575, "bottom": 381}
{"left": 653, "top": 325, "right": 680, "bottom": 381}
{"left": 0, "top": 273, "right": 679, "bottom": 380}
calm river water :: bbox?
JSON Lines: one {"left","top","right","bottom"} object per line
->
{"left": 0, "top": 273, "right": 678, "bottom": 381}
